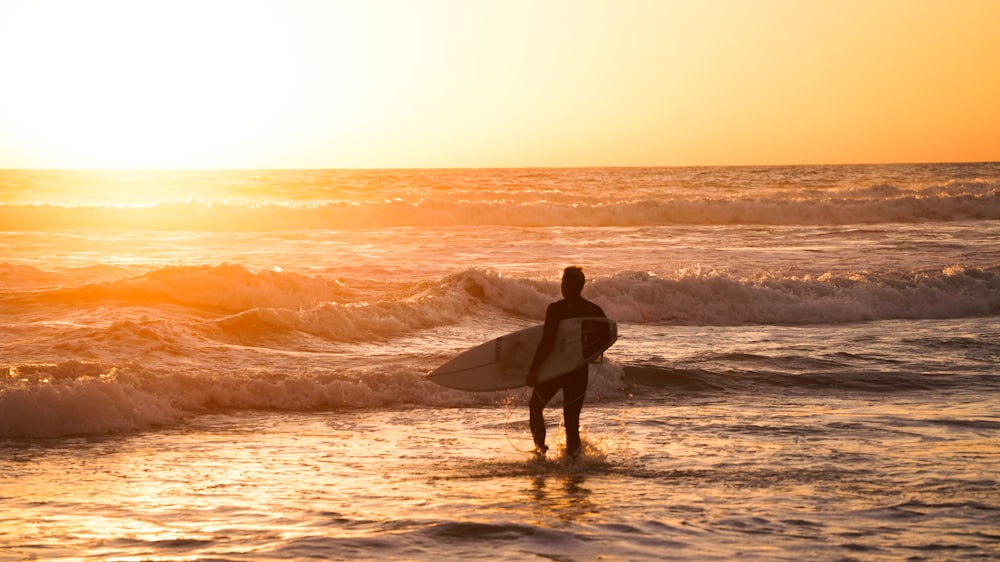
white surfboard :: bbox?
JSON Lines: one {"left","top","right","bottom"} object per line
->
{"left": 427, "top": 317, "right": 617, "bottom": 392}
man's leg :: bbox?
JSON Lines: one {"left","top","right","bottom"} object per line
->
{"left": 529, "top": 379, "right": 560, "bottom": 454}
{"left": 562, "top": 368, "right": 589, "bottom": 457}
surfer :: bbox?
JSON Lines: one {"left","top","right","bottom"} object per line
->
{"left": 527, "top": 266, "right": 606, "bottom": 458}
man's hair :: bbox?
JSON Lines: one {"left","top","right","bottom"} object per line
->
{"left": 562, "top": 266, "right": 586, "bottom": 296}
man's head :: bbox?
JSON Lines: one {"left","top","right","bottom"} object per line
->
{"left": 561, "top": 266, "right": 586, "bottom": 298}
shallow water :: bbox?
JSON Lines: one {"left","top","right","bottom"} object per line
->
{"left": 3, "top": 390, "right": 997, "bottom": 561}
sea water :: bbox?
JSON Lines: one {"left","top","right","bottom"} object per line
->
{"left": 1, "top": 165, "right": 998, "bottom": 560}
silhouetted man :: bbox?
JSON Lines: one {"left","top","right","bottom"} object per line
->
{"left": 526, "top": 266, "right": 606, "bottom": 458}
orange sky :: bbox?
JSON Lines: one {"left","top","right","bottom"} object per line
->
{"left": 1, "top": 0, "right": 998, "bottom": 169}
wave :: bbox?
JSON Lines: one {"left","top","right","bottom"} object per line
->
{"left": 3, "top": 265, "right": 548, "bottom": 342}
{"left": 31, "top": 263, "right": 356, "bottom": 312}
{"left": 590, "top": 266, "right": 1000, "bottom": 325}
{"left": 6, "top": 264, "right": 998, "bottom": 336}
{"left": 3, "top": 347, "right": 992, "bottom": 438}
{"left": 3, "top": 261, "right": 996, "bottom": 439}
{"left": 0, "top": 360, "right": 625, "bottom": 439}
{"left": 2, "top": 180, "right": 998, "bottom": 230}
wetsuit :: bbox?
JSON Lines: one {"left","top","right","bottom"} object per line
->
{"left": 528, "top": 295, "right": 606, "bottom": 456}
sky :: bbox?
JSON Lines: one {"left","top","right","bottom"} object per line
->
{"left": 1, "top": 0, "right": 998, "bottom": 169}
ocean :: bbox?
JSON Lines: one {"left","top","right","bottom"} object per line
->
{"left": 1, "top": 164, "right": 998, "bottom": 560}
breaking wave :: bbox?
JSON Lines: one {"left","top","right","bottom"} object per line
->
{"left": 6, "top": 264, "right": 999, "bottom": 332}
{"left": 3, "top": 264, "right": 997, "bottom": 438}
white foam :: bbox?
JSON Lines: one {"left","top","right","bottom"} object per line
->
{"left": 23, "top": 263, "right": 1000, "bottom": 342}
{"left": 0, "top": 354, "right": 629, "bottom": 439}
{"left": 587, "top": 266, "right": 1000, "bottom": 325}
{"left": 0, "top": 367, "right": 184, "bottom": 438}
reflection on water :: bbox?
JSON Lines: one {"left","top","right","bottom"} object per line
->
{"left": 529, "top": 471, "right": 597, "bottom": 523}
{"left": 1, "top": 394, "right": 997, "bottom": 560}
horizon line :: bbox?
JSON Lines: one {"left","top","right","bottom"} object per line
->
{"left": 2, "top": 159, "right": 998, "bottom": 172}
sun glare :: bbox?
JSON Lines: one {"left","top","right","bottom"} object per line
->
{"left": 1, "top": 1, "right": 356, "bottom": 168}
{"left": 1, "top": 1, "right": 998, "bottom": 168}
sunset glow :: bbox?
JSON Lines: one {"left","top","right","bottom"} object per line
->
{"left": 1, "top": 0, "right": 998, "bottom": 169}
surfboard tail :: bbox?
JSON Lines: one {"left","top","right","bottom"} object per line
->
{"left": 581, "top": 318, "right": 616, "bottom": 358}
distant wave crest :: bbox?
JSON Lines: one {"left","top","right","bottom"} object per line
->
{"left": 2, "top": 179, "right": 998, "bottom": 229}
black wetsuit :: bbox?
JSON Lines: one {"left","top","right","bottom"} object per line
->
{"left": 528, "top": 295, "right": 606, "bottom": 456}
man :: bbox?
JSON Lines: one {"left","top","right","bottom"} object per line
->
{"left": 526, "top": 266, "right": 606, "bottom": 458}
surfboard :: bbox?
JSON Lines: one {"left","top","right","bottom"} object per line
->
{"left": 427, "top": 317, "right": 617, "bottom": 392}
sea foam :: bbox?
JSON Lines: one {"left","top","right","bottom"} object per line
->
{"left": 8, "top": 264, "right": 999, "bottom": 333}
{"left": 0, "top": 359, "right": 627, "bottom": 438}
